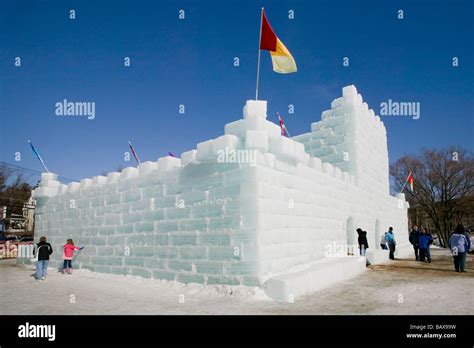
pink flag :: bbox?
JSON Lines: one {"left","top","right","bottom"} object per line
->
{"left": 277, "top": 112, "right": 290, "bottom": 137}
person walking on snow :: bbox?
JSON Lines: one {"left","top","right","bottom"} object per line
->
{"left": 62, "top": 239, "right": 84, "bottom": 274}
{"left": 418, "top": 228, "right": 433, "bottom": 263}
{"left": 33, "top": 236, "right": 53, "bottom": 281}
{"left": 449, "top": 224, "right": 471, "bottom": 272}
{"left": 409, "top": 225, "right": 421, "bottom": 261}
{"left": 385, "top": 227, "right": 396, "bottom": 260}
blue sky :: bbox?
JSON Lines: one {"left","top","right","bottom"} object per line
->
{"left": 1, "top": 0, "right": 472, "bottom": 183}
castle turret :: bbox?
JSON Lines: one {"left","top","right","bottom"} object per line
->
{"left": 293, "top": 85, "right": 390, "bottom": 195}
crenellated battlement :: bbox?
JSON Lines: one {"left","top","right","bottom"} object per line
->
{"left": 294, "top": 85, "right": 390, "bottom": 195}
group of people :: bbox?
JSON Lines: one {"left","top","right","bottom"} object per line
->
{"left": 33, "top": 236, "right": 84, "bottom": 281}
{"left": 356, "top": 223, "right": 471, "bottom": 273}
{"left": 409, "top": 224, "right": 472, "bottom": 272}
{"left": 357, "top": 227, "right": 397, "bottom": 261}
{"left": 408, "top": 225, "right": 434, "bottom": 263}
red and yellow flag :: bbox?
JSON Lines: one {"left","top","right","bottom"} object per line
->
{"left": 407, "top": 172, "right": 414, "bottom": 192}
{"left": 259, "top": 9, "right": 297, "bottom": 74}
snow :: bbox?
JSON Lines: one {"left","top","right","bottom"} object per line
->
{"left": 31, "top": 85, "right": 411, "bottom": 300}
{"left": 3, "top": 248, "right": 473, "bottom": 314}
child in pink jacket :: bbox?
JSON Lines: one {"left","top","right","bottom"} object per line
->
{"left": 62, "top": 239, "right": 84, "bottom": 274}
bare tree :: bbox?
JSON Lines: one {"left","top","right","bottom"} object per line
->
{"left": 390, "top": 147, "right": 474, "bottom": 248}
{"left": 0, "top": 165, "right": 12, "bottom": 192}
{"left": 0, "top": 164, "right": 33, "bottom": 216}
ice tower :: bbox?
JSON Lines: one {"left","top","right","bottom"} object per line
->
{"left": 293, "top": 85, "right": 389, "bottom": 195}
{"left": 31, "top": 85, "right": 412, "bottom": 301}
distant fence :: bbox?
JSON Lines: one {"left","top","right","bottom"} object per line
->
{"left": 0, "top": 241, "right": 34, "bottom": 260}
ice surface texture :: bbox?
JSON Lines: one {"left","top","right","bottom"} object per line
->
{"left": 32, "top": 85, "right": 409, "bottom": 294}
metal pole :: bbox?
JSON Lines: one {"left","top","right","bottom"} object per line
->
{"left": 255, "top": 7, "right": 264, "bottom": 100}
{"left": 28, "top": 140, "right": 49, "bottom": 173}
{"left": 128, "top": 141, "right": 141, "bottom": 165}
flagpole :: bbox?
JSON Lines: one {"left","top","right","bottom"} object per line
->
{"left": 400, "top": 171, "right": 411, "bottom": 193}
{"left": 255, "top": 7, "right": 264, "bottom": 100}
{"left": 128, "top": 141, "right": 141, "bottom": 165}
{"left": 28, "top": 140, "right": 49, "bottom": 173}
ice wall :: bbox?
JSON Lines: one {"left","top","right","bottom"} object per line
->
{"left": 34, "top": 160, "right": 262, "bottom": 286}
{"left": 33, "top": 85, "right": 410, "bottom": 298}
{"left": 293, "top": 85, "right": 390, "bottom": 195}
{"left": 223, "top": 95, "right": 408, "bottom": 280}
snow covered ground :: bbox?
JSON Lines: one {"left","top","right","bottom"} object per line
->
{"left": 1, "top": 247, "right": 472, "bottom": 315}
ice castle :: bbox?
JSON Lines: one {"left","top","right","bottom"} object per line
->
{"left": 32, "top": 85, "right": 412, "bottom": 301}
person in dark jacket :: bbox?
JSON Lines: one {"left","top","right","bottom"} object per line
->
{"left": 33, "top": 236, "right": 53, "bottom": 281}
{"left": 385, "top": 227, "right": 397, "bottom": 260}
{"left": 418, "top": 228, "right": 433, "bottom": 263}
{"left": 356, "top": 228, "right": 369, "bottom": 257}
{"left": 409, "top": 225, "right": 421, "bottom": 261}
{"left": 449, "top": 224, "right": 471, "bottom": 272}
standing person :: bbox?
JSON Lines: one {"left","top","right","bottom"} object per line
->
{"left": 380, "top": 233, "right": 388, "bottom": 250}
{"left": 385, "top": 227, "right": 396, "bottom": 260}
{"left": 418, "top": 228, "right": 433, "bottom": 263}
{"left": 356, "top": 228, "right": 369, "bottom": 257}
{"left": 62, "top": 239, "right": 84, "bottom": 274}
{"left": 409, "top": 225, "right": 421, "bottom": 261}
{"left": 449, "top": 224, "right": 471, "bottom": 272}
{"left": 33, "top": 236, "right": 53, "bottom": 281}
